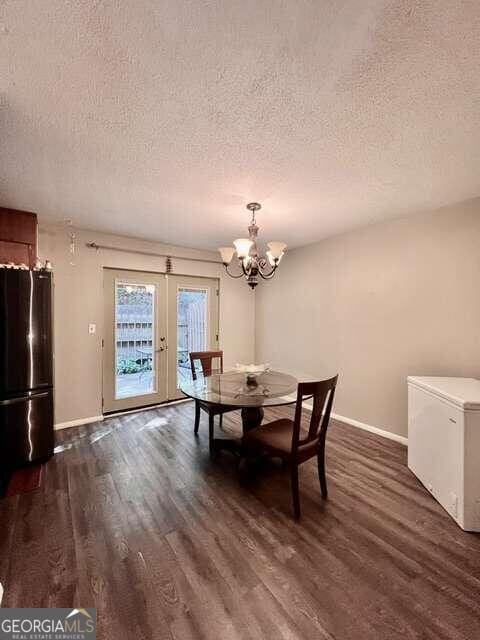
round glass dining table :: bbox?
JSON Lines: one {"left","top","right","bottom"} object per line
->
{"left": 180, "top": 370, "right": 298, "bottom": 450}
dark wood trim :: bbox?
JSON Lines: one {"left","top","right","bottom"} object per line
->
{"left": 0, "top": 207, "right": 37, "bottom": 267}
{"left": 102, "top": 396, "right": 190, "bottom": 416}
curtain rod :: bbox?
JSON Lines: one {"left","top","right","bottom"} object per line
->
{"left": 85, "top": 242, "right": 222, "bottom": 265}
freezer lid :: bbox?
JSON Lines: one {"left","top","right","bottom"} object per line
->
{"left": 407, "top": 376, "right": 480, "bottom": 411}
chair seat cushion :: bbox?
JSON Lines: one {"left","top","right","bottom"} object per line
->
{"left": 244, "top": 418, "right": 315, "bottom": 455}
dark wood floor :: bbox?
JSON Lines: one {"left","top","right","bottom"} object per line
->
{"left": 1, "top": 401, "right": 480, "bottom": 640}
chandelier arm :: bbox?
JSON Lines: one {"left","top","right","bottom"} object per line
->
{"left": 258, "top": 262, "right": 278, "bottom": 279}
{"left": 224, "top": 263, "right": 245, "bottom": 279}
{"left": 241, "top": 259, "right": 252, "bottom": 277}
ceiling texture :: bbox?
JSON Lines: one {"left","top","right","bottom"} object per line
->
{"left": 0, "top": 1, "right": 479, "bottom": 250}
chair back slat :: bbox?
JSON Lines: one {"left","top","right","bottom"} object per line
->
{"left": 189, "top": 350, "right": 224, "bottom": 380}
{"left": 292, "top": 376, "right": 338, "bottom": 452}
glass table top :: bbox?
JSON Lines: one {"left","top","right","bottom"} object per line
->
{"left": 180, "top": 370, "right": 298, "bottom": 408}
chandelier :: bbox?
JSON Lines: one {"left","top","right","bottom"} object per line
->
{"left": 218, "top": 202, "right": 287, "bottom": 289}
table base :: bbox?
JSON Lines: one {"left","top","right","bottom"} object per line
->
{"left": 211, "top": 406, "right": 264, "bottom": 456}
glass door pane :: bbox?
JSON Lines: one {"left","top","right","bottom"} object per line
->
{"left": 177, "top": 288, "right": 208, "bottom": 387}
{"left": 115, "top": 282, "right": 156, "bottom": 399}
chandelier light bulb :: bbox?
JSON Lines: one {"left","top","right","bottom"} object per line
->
{"left": 233, "top": 238, "right": 253, "bottom": 259}
{"left": 267, "top": 241, "right": 287, "bottom": 259}
{"left": 219, "top": 246, "right": 235, "bottom": 265}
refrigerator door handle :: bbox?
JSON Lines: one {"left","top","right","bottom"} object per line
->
{"left": 0, "top": 391, "right": 50, "bottom": 406}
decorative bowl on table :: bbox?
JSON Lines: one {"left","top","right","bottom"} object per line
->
{"left": 235, "top": 363, "right": 271, "bottom": 387}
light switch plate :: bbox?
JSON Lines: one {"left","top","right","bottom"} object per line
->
{"left": 88, "top": 323, "right": 96, "bottom": 334}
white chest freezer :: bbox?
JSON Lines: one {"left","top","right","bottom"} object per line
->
{"left": 408, "top": 376, "right": 480, "bottom": 532}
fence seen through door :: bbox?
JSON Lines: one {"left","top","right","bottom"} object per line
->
{"left": 176, "top": 287, "right": 208, "bottom": 386}
{"left": 114, "top": 284, "right": 209, "bottom": 397}
{"left": 115, "top": 282, "right": 156, "bottom": 400}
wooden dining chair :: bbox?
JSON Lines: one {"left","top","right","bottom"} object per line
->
{"left": 243, "top": 375, "right": 338, "bottom": 519}
{"left": 189, "top": 350, "right": 237, "bottom": 452}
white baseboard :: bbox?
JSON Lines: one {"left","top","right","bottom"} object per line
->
{"left": 54, "top": 415, "right": 104, "bottom": 431}
{"left": 286, "top": 395, "right": 407, "bottom": 446}
{"left": 331, "top": 412, "right": 408, "bottom": 446}
{"left": 53, "top": 401, "right": 408, "bottom": 446}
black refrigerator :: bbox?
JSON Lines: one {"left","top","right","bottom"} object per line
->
{"left": 0, "top": 269, "right": 54, "bottom": 490}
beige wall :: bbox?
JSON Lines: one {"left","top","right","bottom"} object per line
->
{"left": 38, "top": 223, "right": 255, "bottom": 425}
{"left": 38, "top": 198, "right": 480, "bottom": 435}
{"left": 255, "top": 199, "right": 480, "bottom": 438}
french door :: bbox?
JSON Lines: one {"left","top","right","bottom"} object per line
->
{"left": 102, "top": 269, "right": 219, "bottom": 413}
{"left": 167, "top": 275, "right": 219, "bottom": 400}
{"left": 103, "top": 270, "right": 168, "bottom": 412}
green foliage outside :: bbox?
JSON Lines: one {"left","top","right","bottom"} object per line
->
{"left": 116, "top": 358, "right": 152, "bottom": 375}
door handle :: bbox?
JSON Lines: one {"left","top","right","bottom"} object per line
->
{"left": 155, "top": 337, "right": 168, "bottom": 352}
{"left": 0, "top": 391, "right": 49, "bottom": 406}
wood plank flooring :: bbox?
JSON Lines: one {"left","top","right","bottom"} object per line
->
{"left": 1, "top": 401, "right": 479, "bottom": 639}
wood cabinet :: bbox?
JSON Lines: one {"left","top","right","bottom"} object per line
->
{"left": 0, "top": 208, "right": 37, "bottom": 267}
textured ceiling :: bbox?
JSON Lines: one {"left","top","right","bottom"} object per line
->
{"left": 1, "top": 1, "right": 479, "bottom": 250}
